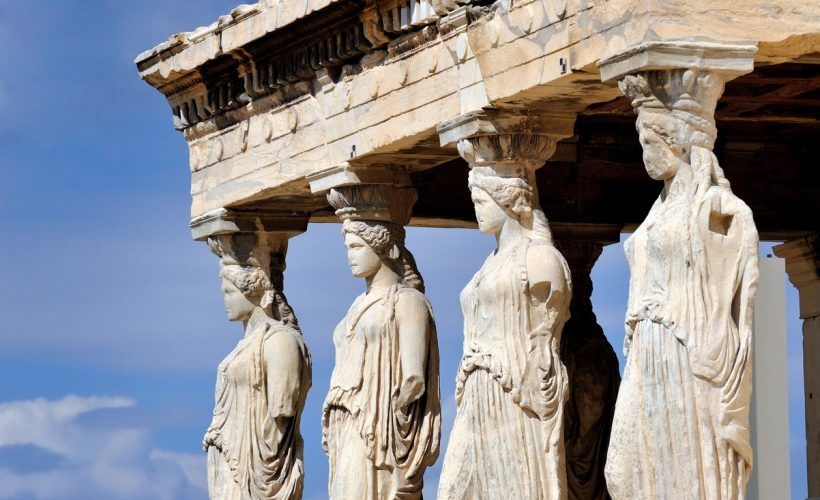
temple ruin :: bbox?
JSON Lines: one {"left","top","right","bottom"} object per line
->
{"left": 136, "top": 1, "right": 820, "bottom": 498}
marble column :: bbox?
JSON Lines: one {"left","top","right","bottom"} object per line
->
{"left": 599, "top": 42, "right": 760, "bottom": 500}
{"left": 774, "top": 234, "right": 820, "bottom": 499}
{"left": 190, "top": 208, "right": 312, "bottom": 500}
{"left": 436, "top": 110, "right": 576, "bottom": 500}
{"left": 554, "top": 228, "right": 621, "bottom": 500}
{"left": 307, "top": 165, "right": 441, "bottom": 500}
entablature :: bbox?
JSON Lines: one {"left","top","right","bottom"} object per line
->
{"left": 136, "top": 0, "right": 820, "bottom": 239}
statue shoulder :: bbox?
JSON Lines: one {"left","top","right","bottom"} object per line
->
{"left": 262, "top": 323, "right": 309, "bottom": 360}
{"left": 699, "top": 186, "right": 758, "bottom": 241}
{"left": 394, "top": 285, "right": 432, "bottom": 317}
{"left": 525, "top": 243, "right": 570, "bottom": 291}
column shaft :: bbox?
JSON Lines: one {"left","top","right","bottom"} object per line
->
{"left": 555, "top": 239, "right": 620, "bottom": 500}
{"left": 775, "top": 234, "right": 820, "bottom": 499}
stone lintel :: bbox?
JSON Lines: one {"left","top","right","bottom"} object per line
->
{"left": 549, "top": 223, "right": 622, "bottom": 245}
{"left": 437, "top": 109, "right": 577, "bottom": 147}
{"left": 598, "top": 41, "right": 758, "bottom": 83}
{"left": 774, "top": 234, "right": 820, "bottom": 319}
{"left": 306, "top": 162, "right": 412, "bottom": 194}
{"left": 190, "top": 208, "right": 308, "bottom": 241}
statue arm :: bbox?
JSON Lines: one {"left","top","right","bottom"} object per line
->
{"left": 510, "top": 246, "right": 570, "bottom": 419}
{"left": 263, "top": 332, "right": 305, "bottom": 419}
{"left": 395, "top": 291, "right": 430, "bottom": 410}
{"left": 526, "top": 246, "right": 571, "bottom": 334}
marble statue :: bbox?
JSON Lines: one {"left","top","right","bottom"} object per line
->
{"left": 203, "top": 231, "right": 312, "bottom": 500}
{"left": 439, "top": 134, "right": 573, "bottom": 499}
{"left": 321, "top": 187, "right": 441, "bottom": 500}
{"left": 605, "top": 69, "right": 759, "bottom": 500}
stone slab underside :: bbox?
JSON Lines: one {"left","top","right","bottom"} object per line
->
{"left": 136, "top": 0, "right": 820, "bottom": 240}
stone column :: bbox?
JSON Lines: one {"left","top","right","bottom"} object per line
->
{"left": 436, "top": 110, "right": 576, "bottom": 500}
{"left": 553, "top": 226, "right": 622, "bottom": 500}
{"left": 307, "top": 165, "right": 441, "bottom": 500}
{"left": 774, "top": 234, "right": 820, "bottom": 499}
{"left": 190, "top": 208, "right": 312, "bottom": 500}
{"left": 599, "top": 43, "right": 760, "bottom": 499}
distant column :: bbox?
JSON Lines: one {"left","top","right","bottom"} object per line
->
{"left": 748, "top": 255, "right": 791, "bottom": 500}
{"left": 774, "top": 234, "right": 820, "bottom": 499}
{"left": 554, "top": 233, "right": 621, "bottom": 500}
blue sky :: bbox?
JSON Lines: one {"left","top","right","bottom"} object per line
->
{"left": 0, "top": 1, "right": 808, "bottom": 499}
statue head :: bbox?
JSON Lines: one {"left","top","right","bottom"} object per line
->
{"left": 468, "top": 166, "right": 537, "bottom": 234}
{"left": 455, "top": 133, "right": 555, "bottom": 242}
{"left": 466, "top": 162, "right": 553, "bottom": 244}
{"left": 620, "top": 69, "right": 724, "bottom": 181}
{"left": 208, "top": 231, "right": 300, "bottom": 329}
{"left": 341, "top": 219, "right": 424, "bottom": 292}
{"left": 219, "top": 262, "right": 273, "bottom": 322}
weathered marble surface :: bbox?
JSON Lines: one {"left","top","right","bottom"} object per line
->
{"left": 135, "top": 0, "right": 819, "bottom": 220}
{"left": 204, "top": 231, "right": 312, "bottom": 500}
{"left": 438, "top": 134, "right": 572, "bottom": 499}
{"left": 321, "top": 185, "right": 440, "bottom": 499}
{"left": 604, "top": 68, "right": 759, "bottom": 500}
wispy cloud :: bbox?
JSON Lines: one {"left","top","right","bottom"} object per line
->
{"left": 0, "top": 396, "right": 206, "bottom": 500}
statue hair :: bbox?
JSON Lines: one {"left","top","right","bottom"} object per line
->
{"left": 468, "top": 168, "right": 553, "bottom": 244}
{"left": 342, "top": 219, "right": 425, "bottom": 293}
{"left": 221, "top": 262, "right": 301, "bottom": 332}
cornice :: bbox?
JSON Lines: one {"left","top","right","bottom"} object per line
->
{"left": 136, "top": 0, "right": 493, "bottom": 132}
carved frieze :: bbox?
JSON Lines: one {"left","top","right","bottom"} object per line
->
{"left": 140, "top": 0, "right": 495, "bottom": 132}
{"left": 165, "top": 12, "right": 371, "bottom": 130}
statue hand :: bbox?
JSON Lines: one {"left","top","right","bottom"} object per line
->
{"left": 395, "top": 375, "right": 425, "bottom": 411}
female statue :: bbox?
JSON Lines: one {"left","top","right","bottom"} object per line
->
{"left": 438, "top": 136, "right": 572, "bottom": 500}
{"left": 322, "top": 218, "right": 441, "bottom": 500}
{"left": 204, "top": 233, "right": 312, "bottom": 500}
{"left": 605, "top": 69, "right": 759, "bottom": 499}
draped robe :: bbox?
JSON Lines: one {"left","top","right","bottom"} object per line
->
{"left": 204, "top": 320, "right": 311, "bottom": 500}
{"left": 606, "top": 150, "right": 759, "bottom": 499}
{"left": 439, "top": 239, "right": 572, "bottom": 500}
{"left": 322, "top": 284, "right": 440, "bottom": 499}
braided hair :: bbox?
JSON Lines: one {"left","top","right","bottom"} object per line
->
{"left": 342, "top": 219, "right": 425, "bottom": 292}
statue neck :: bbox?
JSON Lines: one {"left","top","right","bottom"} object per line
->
{"left": 365, "top": 263, "right": 402, "bottom": 295}
{"left": 243, "top": 307, "right": 270, "bottom": 336}
{"left": 662, "top": 159, "right": 693, "bottom": 202}
{"left": 497, "top": 215, "right": 530, "bottom": 252}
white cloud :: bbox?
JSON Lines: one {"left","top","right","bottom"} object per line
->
{"left": 0, "top": 396, "right": 206, "bottom": 500}
{"left": 150, "top": 450, "right": 208, "bottom": 492}
{"left": 0, "top": 395, "right": 134, "bottom": 454}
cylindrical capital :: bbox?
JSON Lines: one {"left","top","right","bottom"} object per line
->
{"left": 774, "top": 234, "right": 820, "bottom": 319}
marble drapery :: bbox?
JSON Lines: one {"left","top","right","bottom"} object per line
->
{"left": 605, "top": 69, "right": 759, "bottom": 500}
{"left": 204, "top": 231, "right": 312, "bottom": 500}
{"left": 206, "top": 318, "right": 311, "bottom": 500}
{"left": 439, "top": 133, "right": 573, "bottom": 500}
{"left": 440, "top": 239, "right": 572, "bottom": 499}
{"left": 322, "top": 284, "right": 440, "bottom": 499}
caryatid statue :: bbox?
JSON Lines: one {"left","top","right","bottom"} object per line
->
{"left": 438, "top": 131, "right": 573, "bottom": 500}
{"left": 604, "top": 68, "right": 759, "bottom": 499}
{"left": 315, "top": 177, "right": 441, "bottom": 499}
{"left": 203, "top": 224, "right": 312, "bottom": 500}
